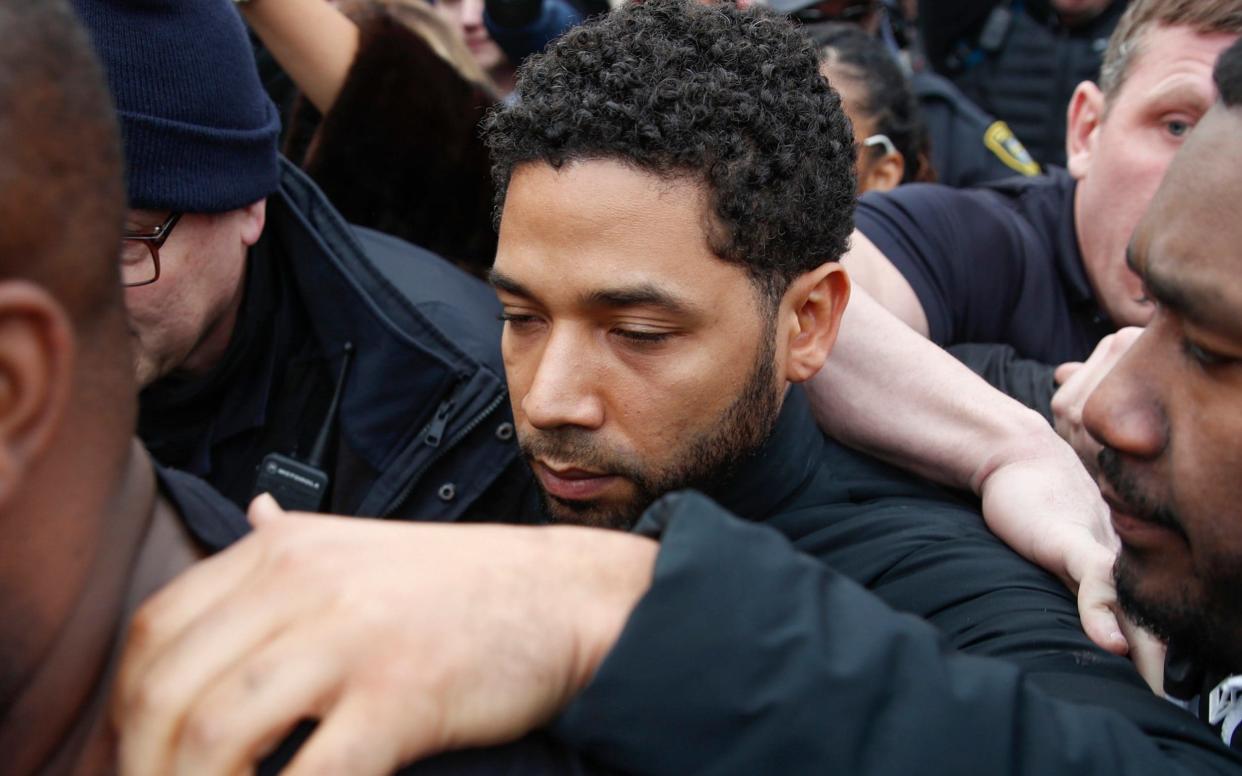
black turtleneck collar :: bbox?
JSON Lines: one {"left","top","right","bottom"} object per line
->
{"left": 698, "top": 387, "right": 823, "bottom": 523}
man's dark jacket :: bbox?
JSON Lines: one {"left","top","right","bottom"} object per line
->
{"left": 171, "top": 390, "right": 1242, "bottom": 773}
{"left": 548, "top": 390, "right": 1242, "bottom": 774}
{"left": 141, "top": 159, "right": 538, "bottom": 522}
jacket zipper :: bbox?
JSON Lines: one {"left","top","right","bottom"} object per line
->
{"left": 380, "top": 389, "right": 508, "bottom": 517}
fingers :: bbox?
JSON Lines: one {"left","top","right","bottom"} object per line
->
{"left": 1054, "top": 529, "right": 1127, "bottom": 656}
{"left": 1076, "top": 573, "right": 1128, "bottom": 656}
{"left": 1054, "top": 361, "right": 1083, "bottom": 385}
{"left": 169, "top": 628, "right": 344, "bottom": 776}
{"left": 118, "top": 572, "right": 313, "bottom": 776}
{"left": 280, "top": 693, "right": 419, "bottom": 776}
{"left": 115, "top": 537, "right": 269, "bottom": 776}
{"left": 1119, "top": 617, "right": 1168, "bottom": 695}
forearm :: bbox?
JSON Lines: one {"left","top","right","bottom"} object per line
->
{"left": 240, "top": 0, "right": 359, "bottom": 113}
{"left": 808, "top": 287, "right": 1058, "bottom": 496}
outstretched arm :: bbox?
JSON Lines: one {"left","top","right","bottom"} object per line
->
{"left": 807, "top": 287, "right": 1143, "bottom": 660}
{"left": 239, "top": 0, "right": 360, "bottom": 113}
{"left": 116, "top": 495, "right": 1214, "bottom": 776}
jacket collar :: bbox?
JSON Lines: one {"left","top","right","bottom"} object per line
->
{"left": 1053, "top": 169, "right": 1099, "bottom": 310}
{"left": 268, "top": 159, "right": 503, "bottom": 474}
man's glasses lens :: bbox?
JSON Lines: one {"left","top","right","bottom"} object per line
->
{"left": 121, "top": 212, "right": 181, "bottom": 287}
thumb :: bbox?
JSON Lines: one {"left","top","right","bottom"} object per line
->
{"left": 1080, "top": 593, "right": 1129, "bottom": 657}
{"left": 248, "top": 492, "right": 290, "bottom": 528}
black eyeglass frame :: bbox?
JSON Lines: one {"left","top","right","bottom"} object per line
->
{"left": 121, "top": 212, "right": 182, "bottom": 287}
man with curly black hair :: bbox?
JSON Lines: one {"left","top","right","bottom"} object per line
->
{"left": 114, "top": 2, "right": 1242, "bottom": 774}
{"left": 486, "top": 0, "right": 858, "bottom": 305}
{"left": 481, "top": 0, "right": 857, "bottom": 529}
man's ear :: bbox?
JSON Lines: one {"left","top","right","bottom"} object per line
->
{"left": 861, "top": 152, "right": 905, "bottom": 194}
{"left": 238, "top": 198, "right": 267, "bottom": 248}
{"left": 0, "top": 282, "right": 74, "bottom": 507}
{"left": 1066, "top": 81, "right": 1105, "bottom": 180}
{"left": 781, "top": 262, "right": 851, "bottom": 384}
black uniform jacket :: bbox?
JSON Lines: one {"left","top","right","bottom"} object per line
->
{"left": 141, "top": 159, "right": 539, "bottom": 523}
{"left": 857, "top": 167, "right": 1114, "bottom": 365}
{"left": 551, "top": 390, "right": 1242, "bottom": 774}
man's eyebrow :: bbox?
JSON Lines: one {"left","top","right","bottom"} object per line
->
{"left": 487, "top": 268, "right": 537, "bottom": 300}
{"left": 581, "top": 283, "right": 702, "bottom": 317}
{"left": 1145, "top": 81, "right": 1214, "bottom": 115}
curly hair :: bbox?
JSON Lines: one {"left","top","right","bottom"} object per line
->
{"left": 484, "top": 0, "right": 856, "bottom": 302}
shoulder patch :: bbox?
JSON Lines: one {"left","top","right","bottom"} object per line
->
{"left": 983, "top": 121, "right": 1041, "bottom": 176}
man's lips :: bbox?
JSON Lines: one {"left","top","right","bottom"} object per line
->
{"left": 533, "top": 461, "right": 620, "bottom": 502}
{"left": 1099, "top": 486, "right": 1182, "bottom": 549}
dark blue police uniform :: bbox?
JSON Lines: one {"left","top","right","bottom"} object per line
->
{"left": 856, "top": 167, "right": 1115, "bottom": 365}
{"left": 912, "top": 71, "right": 1041, "bottom": 188}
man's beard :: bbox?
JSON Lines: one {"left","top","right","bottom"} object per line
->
{"left": 521, "top": 328, "right": 782, "bottom": 531}
{"left": 1101, "top": 448, "right": 1242, "bottom": 670}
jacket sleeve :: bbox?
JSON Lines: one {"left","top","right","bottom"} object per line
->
{"left": 551, "top": 492, "right": 1241, "bottom": 776}
{"left": 948, "top": 342, "right": 1056, "bottom": 423}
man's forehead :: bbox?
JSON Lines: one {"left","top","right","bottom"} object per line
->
{"left": 1116, "top": 25, "right": 1237, "bottom": 103}
{"left": 496, "top": 160, "right": 750, "bottom": 299}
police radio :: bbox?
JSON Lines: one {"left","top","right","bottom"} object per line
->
{"left": 252, "top": 342, "right": 354, "bottom": 511}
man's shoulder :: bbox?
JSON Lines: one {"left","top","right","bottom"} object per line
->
{"left": 272, "top": 159, "right": 505, "bottom": 368}
{"left": 772, "top": 436, "right": 996, "bottom": 567}
{"left": 864, "top": 168, "right": 1068, "bottom": 227}
{"left": 857, "top": 177, "right": 1041, "bottom": 254}
{"left": 155, "top": 464, "right": 250, "bottom": 552}
{"left": 784, "top": 438, "right": 1074, "bottom": 608}
{"left": 351, "top": 225, "right": 503, "bottom": 331}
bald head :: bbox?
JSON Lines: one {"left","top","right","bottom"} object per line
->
{"left": 0, "top": 0, "right": 124, "bottom": 329}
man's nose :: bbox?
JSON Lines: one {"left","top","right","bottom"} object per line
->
{"left": 1082, "top": 331, "right": 1168, "bottom": 463}
{"left": 521, "top": 327, "right": 605, "bottom": 431}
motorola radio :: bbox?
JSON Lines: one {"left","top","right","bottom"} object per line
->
{"left": 252, "top": 342, "right": 354, "bottom": 511}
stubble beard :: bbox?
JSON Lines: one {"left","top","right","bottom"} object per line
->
{"left": 522, "top": 328, "right": 782, "bottom": 532}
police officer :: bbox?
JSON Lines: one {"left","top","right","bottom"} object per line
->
{"left": 789, "top": 1, "right": 1043, "bottom": 187}
{"left": 75, "top": 0, "right": 537, "bottom": 521}
{"left": 912, "top": 69, "right": 1041, "bottom": 187}
{"left": 920, "top": 0, "right": 1128, "bottom": 168}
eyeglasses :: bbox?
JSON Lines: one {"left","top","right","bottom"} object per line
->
{"left": 861, "top": 133, "right": 897, "bottom": 158}
{"left": 121, "top": 212, "right": 182, "bottom": 287}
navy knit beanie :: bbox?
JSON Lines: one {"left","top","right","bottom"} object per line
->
{"left": 72, "top": 0, "right": 281, "bottom": 213}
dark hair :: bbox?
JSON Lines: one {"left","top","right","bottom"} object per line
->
{"left": 484, "top": 0, "right": 856, "bottom": 302}
{"left": 0, "top": 0, "right": 124, "bottom": 331}
{"left": 811, "top": 23, "right": 934, "bottom": 184}
{"left": 1216, "top": 36, "right": 1242, "bottom": 108}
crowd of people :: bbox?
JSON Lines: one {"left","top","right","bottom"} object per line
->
{"left": 5, "top": 0, "right": 1242, "bottom": 773}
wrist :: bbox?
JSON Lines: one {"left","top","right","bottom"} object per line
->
{"left": 543, "top": 526, "right": 658, "bottom": 694}
{"left": 969, "top": 405, "right": 1066, "bottom": 495}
